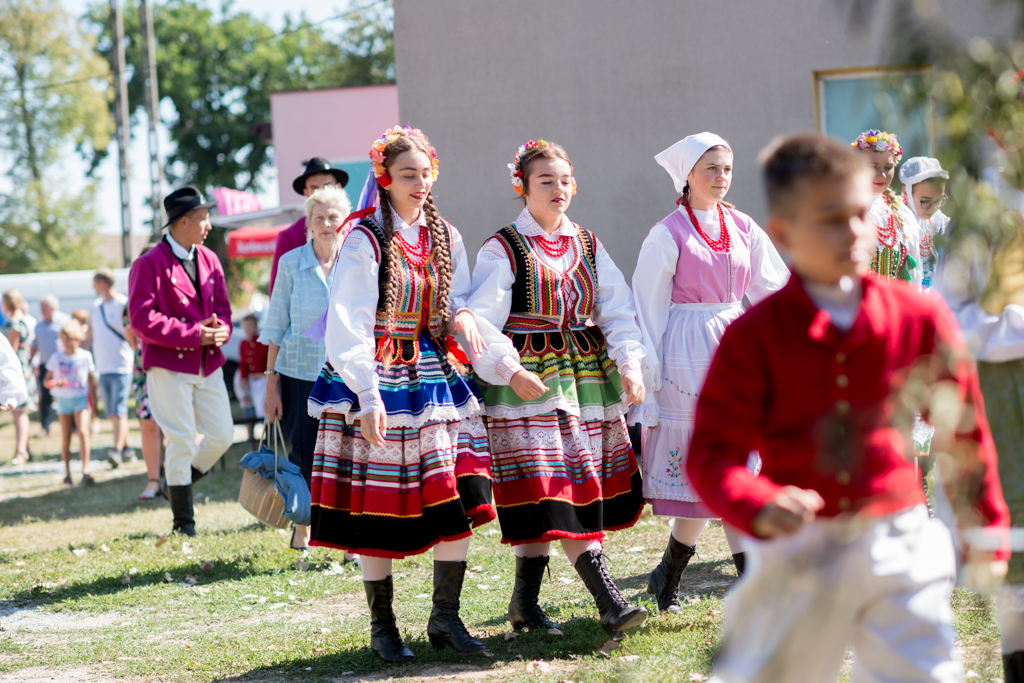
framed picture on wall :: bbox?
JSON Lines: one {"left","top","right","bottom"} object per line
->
{"left": 814, "top": 66, "right": 935, "bottom": 166}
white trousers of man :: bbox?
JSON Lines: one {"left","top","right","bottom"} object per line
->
{"left": 709, "top": 504, "right": 961, "bottom": 683}
{"left": 147, "top": 366, "right": 234, "bottom": 486}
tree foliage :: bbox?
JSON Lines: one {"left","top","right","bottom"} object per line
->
{"left": 0, "top": 0, "right": 112, "bottom": 274}
{"left": 85, "top": 0, "right": 394, "bottom": 197}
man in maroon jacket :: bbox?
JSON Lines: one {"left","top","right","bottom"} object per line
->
{"left": 129, "top": 186, "right": 233, "bottom": 537}
{"left": 687, "top": 134, "right": 1009, "bottom": 683}
{"left": 268, "top": 157, "right": 348, "bottom": 294}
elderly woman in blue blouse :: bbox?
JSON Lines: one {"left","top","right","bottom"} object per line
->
{"left": 261, "top": 185, "right": 352, "bottom": 552}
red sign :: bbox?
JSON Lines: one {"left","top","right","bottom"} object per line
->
{"left": 227, "top": 225, "right": 287, "bottom": 260}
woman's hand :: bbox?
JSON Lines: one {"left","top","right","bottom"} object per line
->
{"left": 510, "top": 370, "right": 548, "bottom": 401}
{"left": 361, "top": 408, "right": 388, "bottom": 447}
{"left": 264, "top": 375, "right": 282, "bottom": 423}
{"left": 621, "top": 372, "right": 645, "bottom": 407}
{"left": 454, "top": 310, "right": 487, "bottom": 356}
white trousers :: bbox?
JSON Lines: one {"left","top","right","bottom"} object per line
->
{"left": 147, "top": 366, "right": 234, "bottom": 486}
{"left": 710, "top": 505, "right": 961, "bottom": 683}
{"left": 248, "top": 375, "right": 267, "bottom": 420}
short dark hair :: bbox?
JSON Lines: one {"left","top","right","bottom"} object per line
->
{"left": 759, "top": 133, "right": 868, "bottom": 217}
{"left": 242, "top": 313, "right": 258, "bottom": 324}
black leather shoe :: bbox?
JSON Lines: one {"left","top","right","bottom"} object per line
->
{"left": 574, "top": 549, "right": 648, "bottom": 638}
{"left": 426, "top": 561, "right": 487, "bottom": 654}
{"left": 168, "top": 485, "right": 196, "bottom": 537}
{"left": 364, "top": 576, "right": 415, "bottom": 663}
{"left": 732, "top": 552, "right": 746, "bottom": 577}
{"left": 509, "top": 555, "right": 558, "bottom": 631}
{"left": 647, "top": 536, "right": 696, "bottom": 613}
{"left": 1005, "top": 651, "right": 1024, "bottom": 683}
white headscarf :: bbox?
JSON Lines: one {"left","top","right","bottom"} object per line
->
{"left": 655, "top": 132, "right": 732, "bottom": 194}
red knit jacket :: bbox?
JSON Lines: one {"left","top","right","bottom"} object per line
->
{"left": 687, "top": 275, "right": 1009, "bottom": 553}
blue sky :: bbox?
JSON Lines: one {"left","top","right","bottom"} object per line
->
{"left": 59, "top": 0, "right": 354, "bottom": 235}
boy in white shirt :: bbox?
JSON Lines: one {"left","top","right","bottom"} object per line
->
{"left": 45, "top": 320, "right": 97, "bottom": 486}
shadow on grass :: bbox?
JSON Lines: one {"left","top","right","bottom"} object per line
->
{"left": 211, "top": 615, "right": 615, "bottom": 682}
{"left": 1, "top": 553, "right": 287, "bottom": 610}
{"left": 0, "top": 443, "right": 252, "bottom": 527}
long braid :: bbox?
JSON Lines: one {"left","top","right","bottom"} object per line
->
{"left": 377, "top": 188, "right": 403, "bottom": 368}
{"left": 883, "top": 188, "right": 908, "bottom": 240}
{"left": 422, "top": 193, "right": 451, "bottom": 337}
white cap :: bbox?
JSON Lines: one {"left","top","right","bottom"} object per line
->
{"left": 655, "top": 132, "right": 731, "bottom": 194}
{"left": 899, "top": 157, "right": 948, "bottom": 188}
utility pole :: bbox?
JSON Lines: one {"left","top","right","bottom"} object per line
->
{"left": 139, "top": 0, "right": 164, "bottom": 238}
{"left": 110, "top": 0, "right": 133, "bottom": 266}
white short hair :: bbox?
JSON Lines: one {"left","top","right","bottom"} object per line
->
{"left": 41, "top": 294, "right": 59, "bottom": 309}
{"left": 304, "top": 185, "right": 352, "bottom": 242}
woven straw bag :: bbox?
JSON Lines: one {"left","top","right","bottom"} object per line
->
{"left": 238, "top": 422, "right": 289, "bottom": 529}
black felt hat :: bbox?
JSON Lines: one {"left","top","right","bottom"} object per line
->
{"left": 163, "top": 186, "right": 217, "bottom": 227}
{"left": 292, "top": 157, "right": 349, "bottom": 195}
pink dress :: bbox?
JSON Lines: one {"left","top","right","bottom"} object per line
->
{"left": 631, "top": 204, "right": 788, "bottom": 518}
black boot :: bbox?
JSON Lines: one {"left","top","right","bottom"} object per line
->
{"left": 647, "top": 536, "right": 696, "bottom": 613}
{"left": 426, "top": 561, "right": 487, "bottom": 654}
{"left": 509, "top": 555, "right": 558, "bottom": 631}
{"left": 158, "top": 467, "right": 206, "bottom": 501}
{"left": 732, "top": 552, "right": 746, "bottom": 577}
{"left": 168, "top": 485, "right": 196, "bottom": 537}
{"left": 1005, "top": 651, "right": 1024, "bottom": 683}
{"left": 574, "top": 549, "right": 648, "bottom": 638}
{"left": 364, "top": 576, "right": 415, "bottom": 663}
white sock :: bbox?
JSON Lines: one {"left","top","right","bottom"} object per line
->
{"left": 433, "top": 537, "right": 471, "bottom": 563}
{"left": 560, "top": 539, "right": 602, "bottom": 565}
{"left": 359, "top": 556, "right": 393, "bottom": 582}
{"left": 514, "top": 542, "right": 551, "bottom": 558}
{"left": 671, "top": 518, "right": 708, "bottom": 547}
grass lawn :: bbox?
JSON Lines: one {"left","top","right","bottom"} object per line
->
{"left": 0, "top": 412, "right": 1008, "bottom": 682}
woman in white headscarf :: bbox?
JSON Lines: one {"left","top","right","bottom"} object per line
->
{"left": 630, "top": 132, "right": 789, "bottom": 612}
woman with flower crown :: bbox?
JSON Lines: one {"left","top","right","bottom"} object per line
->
{"left": 851, "top": 130, "right": 923, "bottom": 283}
{"left": 307, "top": 126, "right": 495, "bottom": 663}
{"left": 467, "top": 139, "right": 649, "bottom": 641}
{"left": 630, "top": 132, "right": 789, "bottom": 614}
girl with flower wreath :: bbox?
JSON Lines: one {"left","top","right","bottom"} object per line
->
{"left": 307, "top": 126, "right": 495, "bottom": 663}
{"left": 851, "top": 130, "right": 923, "bottom": 283}
{"left": 467, "top": 139, "right": 649, "bottom": 641}
{"left": 630, "top": 132, "right": 789, "bottom": 614}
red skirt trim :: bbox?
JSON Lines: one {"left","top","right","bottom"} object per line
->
{"left": 504, "top": 529, "right": 608, "bottom": 546}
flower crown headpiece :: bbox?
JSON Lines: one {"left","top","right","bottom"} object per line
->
{"left": 370, "top": 126, "right": 439, "bottom": 189}
{"left": 852, "top": 130, "right": 903, "bottom": 161}
{"left": 509, "top": 139, "right": 576, "bottom": 196}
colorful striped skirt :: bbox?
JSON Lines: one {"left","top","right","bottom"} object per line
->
{"left": 307, "top": 336, "right": 494, "bottom": 558}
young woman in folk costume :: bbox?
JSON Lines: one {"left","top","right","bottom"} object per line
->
{"left": 307, "top": 127, "right": 495, "bottom": 662}
{"left": 630, "top": 132, "right": 789, "bottom": 613}
{"left": 468, "top": 140, "right": 649, "bottom": 641}
{"left": 851, "top": 130, "right": 923, "bottom": 284}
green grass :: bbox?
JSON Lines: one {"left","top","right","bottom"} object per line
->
{"left": 0, "top": 412, "right": 1008, "bottom": 682}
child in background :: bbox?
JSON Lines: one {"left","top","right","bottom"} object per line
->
{"left": 45, "top": 320, "right": 97, "bottom": 486}
{"left": 237, "top": 314, "right": 268, "bottom": 441}
{"left": 689, "top": 133, "right": 1009, "bottom": 683}
{"left": 900, "top": 157, "right": 951, "bottom": 289}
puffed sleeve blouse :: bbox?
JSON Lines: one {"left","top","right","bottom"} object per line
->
{"left": 322, "top": 207, "right": 473, "bottom": 414}
{"left": 467, "top": 207, "right": 646, "bottom": 387}
{"left": 631, "top": 205, "right": 789, "bottom": 393}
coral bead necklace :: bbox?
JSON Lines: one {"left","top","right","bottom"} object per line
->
{"left": 534, "top": 234, "right": 572, "bottom": 258}
{"left": 395, "top": 224, "right": 430, "bottom": 267}
{"left": 685, "top": 201, "right": 731, "bottom": 253}
{"left": 876, "top": 210, "right": 898, "bottom": 249}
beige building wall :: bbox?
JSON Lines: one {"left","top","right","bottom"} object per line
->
{"left": 393, "top": 0, "right": 1015, "bottom": 279}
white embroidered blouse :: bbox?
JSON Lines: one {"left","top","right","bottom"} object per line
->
{"left": 467, "top": 207, "right": 646, "bottom": 391}
{"left": 323, "top": 207, "right": 472, "bottom": 415}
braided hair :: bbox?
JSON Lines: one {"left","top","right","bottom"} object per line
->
{"left": 375, "top": 132, "right": 453, "bottom": 367}
{"left": 882, "top": 187, "right": 909, "bottom": 241}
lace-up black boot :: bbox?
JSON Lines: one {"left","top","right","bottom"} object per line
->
{"left": 646, "top": 536, "right": 696, "bottom": 613}
{"left": 574, "top": 549, "right": 648, "bottom": 638}
{"left": 508, "top": 555, "right": 558, "bottom": 631}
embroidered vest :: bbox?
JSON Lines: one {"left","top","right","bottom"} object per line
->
{"left": 354, "top": 217, "right": 451, "bottom": 364}
{"left": 490, "top": 224, "right": 605, "bottom": 356}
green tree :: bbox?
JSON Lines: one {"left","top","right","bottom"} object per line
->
{"left": 0, "top": 0, "right": 112, "bottom": 274}
{"left": 85, "top": 0, "right": 394, "bottom": 197}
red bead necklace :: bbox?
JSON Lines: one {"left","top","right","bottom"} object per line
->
{"left": 534, "top": 234, "right": 572, "bottom": 258}
{"left": 876, "top": 210, "right": 898, "bottom": 249}
{"left": 395, "top": 224, "right": 430, "bottom": 267}
{"left": 685, "top": 201, "right": 731, "bottom": 253}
